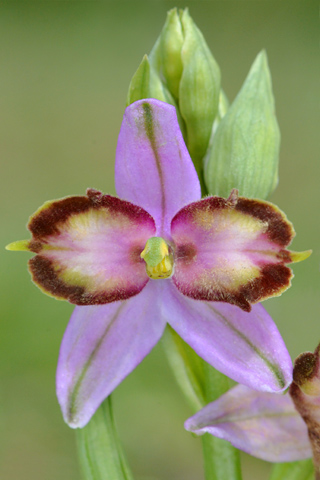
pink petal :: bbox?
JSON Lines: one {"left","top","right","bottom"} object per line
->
{"left": 27, "top": 189, "right": 155, "bottom": 304}
{"left": 57, "top": 281, "right": 166, "bottom": 428}
{"left": 171, "top": 192, "right": 301, "bottom": 311}
{"left": 115, "top": 99, "right": 201, "bottom": 238}
{"left": 163, "top": 282, "right": 293, "bottom": 392}
{"left": 185, "top": 385, "right": 312, "bottom": 462}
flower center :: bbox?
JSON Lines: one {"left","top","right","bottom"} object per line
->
{"left": 140, "top": 237, "right": 174, "bottom": 280}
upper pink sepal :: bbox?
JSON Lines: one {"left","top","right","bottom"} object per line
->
{"left": 115, "top": 99, "right": 201, "bottom": 237}
{"left": 26, "top": 189, "right": 155, "bottom": 304}
{"left": 185, "top": 385, "right": 312, "bottom": 462}
{"left": 171, "top": 189, "right": 303, "bottom": 311}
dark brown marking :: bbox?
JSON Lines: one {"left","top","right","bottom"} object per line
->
{"left": 172, "top": 195, "right": 294, "bottom": 249}
{"left": 29, "top": 255, "right": 148, "bottom": 305}
{"left": 29, "top": 196, "right": 90, "bottom": 238}
{"left": 175, "top": 243, "right": 197, "bottom": 263}
{"left": 172, "top": 275, "right": 252, "bottom": 312}
{"left": 290, "top": 382, "right": 320, "bottom": 474}
{"left": 239, "top": 264, "right": 292, "bottom": 305}
{"left": 28, "top": 189, "right": 155, "bottom": 241}
{"left": 173, "top": 263, "right": 292, "bottom": 312}
{"left": 171, "top": 196, "right": 230, "bottom": 224}
{"left": 236, "top": 198, "right": 294, "bottom": 246}
{"left": 293, "top": 352, "right": 317, "bottom": 386}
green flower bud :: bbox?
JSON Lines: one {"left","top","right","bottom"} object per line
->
{"left": 204, "top": 50, "right": 280, "bottom": 200}
{"left": 127, "top": 8, "right": 221, "bottom": 187}
{"left": 149, "top": 8, "right": 184, "bottom": 99}
{"left": 126, "top": 54, "right": 172, "bottom": 106}
{"left": 178, "top": 9, "right": 221, "bottom": 165}
{"left": 126, "top": 54, "right": 186, "bottom": 138}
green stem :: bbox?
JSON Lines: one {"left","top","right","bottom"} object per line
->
{"left": 201, "top": 363, "right": 242, "bottom": 480}
{"left": 162, "top": 327, "right": 242, "bottom": 480}
{"left": 76, "top": 395, "right": 134, "bottom": 480}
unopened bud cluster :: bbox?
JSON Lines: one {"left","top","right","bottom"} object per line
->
{"left": 127, "top": 8, "right": 280, "bottom": 200}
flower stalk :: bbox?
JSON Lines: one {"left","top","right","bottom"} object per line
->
{"left": 76, "top": 396, "right": 134, "bottom": 480}
{"left": 201, "top": 363, "right": 242, "bottom": 480}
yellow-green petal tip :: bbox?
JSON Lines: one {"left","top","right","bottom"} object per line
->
{"left": 290, "top": 249, "right": 312, "bottom": 263}
{"left": 5, "top": 240, "right": 30, "bottom": 251}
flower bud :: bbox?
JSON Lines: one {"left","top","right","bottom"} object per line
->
{"left": 149, "top": 8, "right": 184, "bottom": 99}
{"left": 204, "top": 50, "right": 280, "bottom": 200}
{"left": 127, "top": 8, "right": 221, "bottom": 185}
{"left": 177, "top": 9, "right": 221, "bottom": 164}
{"left": 126, "top": 55, "right": 186, "bottom": 138}
{"left": 126, "top": 54, "right": 172, "bottom": 106}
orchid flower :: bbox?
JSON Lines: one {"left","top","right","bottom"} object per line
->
{"left": 185, "top": 345, "right": 320, "bottom": 467}
{"left": 185, "top": 384, "right": 312, "bottom": 463}
{"left": 7, "top": 99, "right": 310, "bottom": 428}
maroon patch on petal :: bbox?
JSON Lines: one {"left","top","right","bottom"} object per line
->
{"left": 29, "top": 256, "right": 147, "bottom": 305}
{"left": 172, "top": 276, "right": 252, "bottom": 312}
{"left": 239, "top": 264, "right": 293, "bottom": 305}
{"left": 174, "top": 263, "right": 293, "bottom": 312}
{"left": 29, "top": 189, "right": 155, "bottom": 240}
{"left": 28, "top": 240, "right": 44, "bottom": 253}
{"left": 29, "top": 196, "right": 91, "bottom": 238}
{"left": 171, "top": 196, "right": 230, "bottom": 224}
{"left": 175, "top": 244, "right": 197, "bottom": 264}
{"left": 235, "top": 198, "right": 294, "bottom": 247}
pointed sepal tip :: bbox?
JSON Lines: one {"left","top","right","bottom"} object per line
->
{"left": 290, "top": 249, "right": 312, "bottom": 264}
{"left": 5, "top": 240, "right": 30, "bottom": 251}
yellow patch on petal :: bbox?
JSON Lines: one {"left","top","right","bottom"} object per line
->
{"left": 192, "top": 208, "right": 266, "bottom": 237}
{"left": 58, "top": 267, "right": 119, "bottom": 294}
{"left": 194, "top": 259, "right": 261, "bottom": 293}
{"left": 67, "top": 209, "right": 117, "bottom": 234}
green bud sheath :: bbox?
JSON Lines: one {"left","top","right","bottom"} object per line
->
{"left": 149, "top": 8, "right": 184, "bottom": 99}
{"left": 127, "top": 55, "right": 172, "bottom": 106}
{"left": 204, "top": 50, "right": 280, "bottom": 200}
{"left": 128, "top": 8, "right": 221, "bottom": 188}
{"left": 179, "top": 9, "right": 221, "bottom": 168}
{"left": 126, "top": 54, "right": 186, "bottom": 138}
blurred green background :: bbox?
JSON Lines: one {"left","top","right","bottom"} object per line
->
{"left": 1, "top": 1, "right": 318, "bottom": 479}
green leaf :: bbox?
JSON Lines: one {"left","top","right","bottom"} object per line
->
{"left": 76, "top": 396, "right": 134, "bottom": 480}
{"left": 204, "top": 50, "right": 280, "bottom": 200}
{"left": 269, "top": 460, "right": 314, "bottom": 480}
